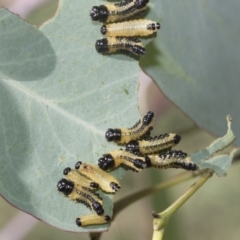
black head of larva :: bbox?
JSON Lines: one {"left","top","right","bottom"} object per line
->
{"left": 75, "top": 161, "right": 82, "bottom": 170}
{"left": 105, "top": 215, "right": 111, "bottom": 222}
{"left": 90, "top": 5, "right": 108, "bottom": 22}
{"left": 95, "top": 38, "right": 109, "bottom": 53}
{"left": 145, "top": 156, "right": 152, "bottom": 168}
{"left": 134, "top": 156, "right": 152, "bottom": 169}
{"left": 76, "top": 217, "right": 82, "bottom": 227}
{"left": 110, "top": 182, "right": 121, "bottom": 192}
{"left": 126, "top": 140, "right": 139, "bottom": 152}
{"left": 133, "top": 159, "right": 145, "bottom": 169}
{"left": 98, "top": 154, "right": 115, "bottom": 170}
{"left": 101, "top": 25, "right": 107, "bottom": 35}
{"left": 57, "top": 178, "right": 74, "bottom": 195}
{"left": 92, "top": 202, "right": 104, "bottom": 216}
{"left": 105, "top": 128, "right": 121, "bottom": 142}
{"left": 135, "top": 0, "right": 149, "bottom": 8}
{"left": 174, "top": 135, "right": 181, "bottom": 144}
{"left": 63, "top": 167, "right": 71, "bottom": 175}
{"left": 142, "top": 111, "right": 154, "bottom": 125}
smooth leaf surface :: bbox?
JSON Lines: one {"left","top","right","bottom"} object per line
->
{"left": 140, "top": 0, "right": 240, "bottom": 145}
{"left": 0, "top": 0, "right": 155, "bottom": 232}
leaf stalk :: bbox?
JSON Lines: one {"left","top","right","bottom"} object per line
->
{"left": 151, "top": 170, "right": 214, "bottom": 240}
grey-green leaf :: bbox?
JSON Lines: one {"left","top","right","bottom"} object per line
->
{"left": 140, "top": 0, "right": 240, "bottom": 145}
{"left": 0, "top": 0, "right": 147, "bottom": 232}
{"left": 191, "top": 116, "right": 238, "bottom": 176}
{"left": 198, "top": 149, "right": 238, "bottom": 177}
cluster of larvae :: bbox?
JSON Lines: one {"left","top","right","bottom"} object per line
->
{"left": 90, "top": 0, "right": 160, "bottom": 57}
{"left": 101, "top": 111, "right": 198, "bottom": 172}
{"left": 57, "top": 111, "right": 198, "bottom": 227}
{"left": 57, "top": 162, "right": 120, "bottom": 227}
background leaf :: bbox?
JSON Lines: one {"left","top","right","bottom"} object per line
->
{"left": 0, "top": 0, "right": 156, "bottom": 232}
{"left": 140, "top": 0, "right": 240, "bottom": 145}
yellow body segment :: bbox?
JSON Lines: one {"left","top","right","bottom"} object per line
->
{"left": 67, "top": 189, "right": 92, "bottom": 210}
{"left": 102, "top": 19, "right": 160, "bottom": 37}
{"left": 65, "top": 169, "right": 98, "bottom": 190}
{"left": 58, "top": 178, "right": 104, "bottom": 215}
{"left": 76, "top": 214, "right": 111, "bottom": 227}
{"left": 106, "top": 2, "right": 147, "bottom": 23}
{"left": 108, "top": 149, "right": 147, "bottom": 171}
{"left": 118, "top": 118, "right": 153, "bottom": 144}
{"left": 148, "top": 150, "right": 198, "bottom": 171}
{"left": 138, "top": 133, "right": 179, "bottom": 154}
{"left": 65, "top": 186, "right": 103, "bottom": 209}
{"left": 149, "top": 154, "right": 190, "bottom": 169}
{"left": 105, "top": 111, "right": 154, "bottom": 144}
{"left": 107, "top": 37, "right": 118, "bottom": 53}
{"left": 75, "top": 186, "right": 103, "bottom": 205}
{"left": 77, "top": 163, "right": 121, "bottom": 193}
{"left": 107, "top": 37, "right": 145, "bottom": 54}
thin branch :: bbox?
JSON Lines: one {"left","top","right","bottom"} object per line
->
{"left": 89, "top": 170, "right": 205, "bottom": 240}
{"left": 152, "top": 170, "right": 214, "bottom": 240}
{"left": 113, "top": 169, "right": 205, "bottom": 219}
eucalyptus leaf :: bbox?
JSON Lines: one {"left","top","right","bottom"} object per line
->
{"left": 198, "top": 148, "right": 238, "bottom": 177}
{"left": 140, "top": 0, "right": 240, "bottom": 145}
{"left": 0, "top": 0, "right": 158, "bottom": 232}
{"left": 191, "top": 116, "right": 238, "bottom": 176}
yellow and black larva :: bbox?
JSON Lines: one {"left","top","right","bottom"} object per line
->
{"left": 57, "top": 178, "right": 104, "bottom": 215}
{"left": 126, "top": 133, "right": 181, "bottom": 154}
{"left": 148, "top": 150, "right": 198, "bottom": 171}
{"left": 105, "top": 111, "right": 154, "bottom": 144}
{"left": 98, "top": 149, "right": 151, "bottom": 172}
{"left": 71, "top": 183, "right": 103, "bottom": 207}
{"left": 90, "top": 0, "right": 149, "bottom": 23}
{"left": 75, "top": 162, "right": 121, "bottom": 193}
{"left": 63, "top": 167, "right": 99, "bottom": 190}
{"left": 95, "top": 37, "right": 146, "bottom": 56}
{"left": 76, "top": 214, "right": 111, "bottom": 227}
{"left": 101, "top": 19, "right": 160, "bottom": 37}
